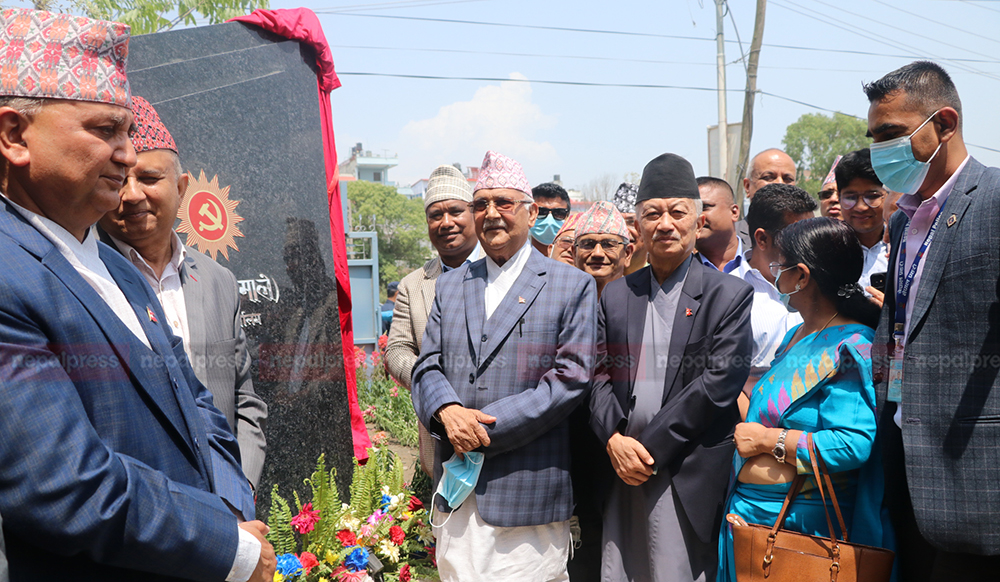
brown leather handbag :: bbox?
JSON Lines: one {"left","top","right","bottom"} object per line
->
{"left": 727, "top": 434, "right": 894, "bottom": 582}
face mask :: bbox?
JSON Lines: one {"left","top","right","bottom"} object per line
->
{"left": 743, "top": 195, "right": 751, "bottom": 217}
{"left": 530, "top": 214, "right": 563, "bottom": 245}
{"left": 774, "top": 267, "right": 801, "bottom": 311}
{"left": 869, "top": 110, "right": 943, "bottom": 194}
{"left": 430, "top": 452, "right": 484, "bottom": 528}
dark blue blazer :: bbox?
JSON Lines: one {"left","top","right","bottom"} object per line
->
{"left": 0, "top": 200, "right": 253, "bottom": 581}
{"left": 590, "top": 259, "right": 753, "bottom": 543}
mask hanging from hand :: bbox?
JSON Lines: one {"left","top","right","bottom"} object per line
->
{"left": 530, "top": 214, "right": 564, "bottom": 245}
{"left": 430, "top": 452, "right": 485, "bottom": 528}
{"left": 870, "top": 110, "right": 943, "bottom": 195}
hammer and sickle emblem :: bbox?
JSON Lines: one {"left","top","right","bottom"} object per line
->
{"left": 197, "top": 198, "right": 224, "bottom": 232}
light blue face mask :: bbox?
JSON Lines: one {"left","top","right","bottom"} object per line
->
{"left": 530, "top": 214, "right": 564, "bottom": 245}
{"left": 774, "top": 267, "right": 801, "bottom": 312}
{"left": 430, "top": 452, "right": 484, "bottom": 528}
{"left": 870, "top": 110, "right": 942, "bottom": 195}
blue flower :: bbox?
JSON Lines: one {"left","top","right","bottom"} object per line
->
{"left": 276, "top": 553, "right": 303, "bottom": 577}
{"left": 380, "top": 494, "right": 392, "bottom": 509}
{"left": 345, "top": 546, "right": 369, "bottom": 572}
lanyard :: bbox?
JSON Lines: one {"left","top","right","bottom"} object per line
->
{"left": 894, "top": 207, "right": 945, "bottom": 341}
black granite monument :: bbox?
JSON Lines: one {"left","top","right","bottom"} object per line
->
{"left": 129, "top": 22, "right": 355, "bottom": 516}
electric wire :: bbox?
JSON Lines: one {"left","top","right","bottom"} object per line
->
{"left": 869, "top": 0, "right": 1000, "bottom": 47}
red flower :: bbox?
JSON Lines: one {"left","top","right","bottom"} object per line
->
{"left": 336, "top": 529, "right": 357, "bottom": 546}
{"left": 290, "top": 502, "right": 320, "bottom": 534}
{"left": 399, "top": 563, "right": 412, "bottom": 582}
{"left": 408, "top": 496, "right": 424, "bottom": 512}
{"left": 389, "top": 525, "right": 405, "bottom": 545}
{"left": 378, "top": 334, "right": 388, "bottom": 352}
{"left": 299, "top": 551, "right": 319, "bottom": 575}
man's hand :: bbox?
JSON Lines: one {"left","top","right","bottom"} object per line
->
{"left": 240, "top": 521, "right": 276, "bottom": 582}
{"left": 437, "top": 404, "right": 497, "bottom": 454}
{"left": 606, "top": 432, "right": 655, "bottom": 486}
{"left": 866, "top": 286, "right": 885, "bottom": 309}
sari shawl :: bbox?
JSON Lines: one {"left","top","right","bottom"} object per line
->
{"left": 718, "top": 324, "right": 893, "bottom": 582}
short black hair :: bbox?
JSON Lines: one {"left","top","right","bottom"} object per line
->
{"left": 696, "top": 176, "right": 734, "bottom": 204}
{"left": 532, "top": 182, "right": 570, "bottom": 206}
{"left": 835, "top": 148, "right": 881, "bottom": 192}
{"left": 863, "top": 61, "right": 962, "bottom": 125}
{"left": 746, "top": 183, "right": 817, "bottom": 248}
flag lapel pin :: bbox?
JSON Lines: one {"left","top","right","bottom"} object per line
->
{"left": 518, "top": 296, "right": 525, "bottom": 304}
{"left": 685, "top": 308, "right": 693, "bottom": 317}
{"left": 147, "top": 307, "right": 157, "bottom": 323}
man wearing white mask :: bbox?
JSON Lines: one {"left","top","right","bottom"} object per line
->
{"left": 867, "top": 60, "right": 1000, "bottom": 581}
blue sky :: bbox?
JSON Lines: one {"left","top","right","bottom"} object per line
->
{"left": 261, "top": 0, "right": 999, "bottom": 193}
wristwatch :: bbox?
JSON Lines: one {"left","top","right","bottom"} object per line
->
{"left": 772, "top": 429, "right": 789, "bottom": 464}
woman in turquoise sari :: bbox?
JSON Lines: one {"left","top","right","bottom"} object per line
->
{"left": 717, "top": 217, "right": 894, "bottom": 582}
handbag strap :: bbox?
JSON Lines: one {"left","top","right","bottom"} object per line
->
{"left": 806, "top": 433, "right": 850, "bottom": 542}
{"left": 767, "top": 472, "right": 806, "bottom": 537}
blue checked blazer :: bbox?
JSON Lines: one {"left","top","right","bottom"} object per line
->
{"left": 0, "top": 200, "right": 254, "bottom": 582}
{"left": 874, "top": 157, "right": 1000, "bottom": 554}
{"left": 412, "top": 248, "right": 597, "bottom": 528}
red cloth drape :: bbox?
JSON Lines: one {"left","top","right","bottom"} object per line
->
{"left": 231, "top": 8, "right": 370, "bottom": 461}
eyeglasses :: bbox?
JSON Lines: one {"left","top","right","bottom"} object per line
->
{"left": 469, "top": 197, "right": 533, "bottom": 214}
{"left": 839, "top": 190, "right": 885, "bottom": 210}
{"left": 554, "top": 236, "right": 575, "bottom": 249}
{"left": 768, "top": 262, "right": 796, "bottom": 278}
{"left": 537, "top": 207, "right": 570, "bottom": 221}
{"left": 575, "top": 237, "right": 626, "bottom": 253}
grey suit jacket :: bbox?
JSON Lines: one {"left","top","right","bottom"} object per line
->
{"left": 412, "top": 248, "right": 597, "bottom": 528}
{"left": 180, "top": 250, "right": 267, "bottom": 488}
{"left": 385, "top": 256, "right": 441, "bottom": 388}
{"left": 873, "top": 157, "right": 1000, "bottom": 554}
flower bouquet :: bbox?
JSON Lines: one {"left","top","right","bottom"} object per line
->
{"left": 266, "top": 448, "right": 437, "bottom": 582}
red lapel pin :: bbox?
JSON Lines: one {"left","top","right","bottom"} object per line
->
{"left": 685, "top": 308, "right": 693, "bottom": 317}
{"left": 147, "top": 306, "right": 157, "bottom": 323}
{"left": 518, "top": 296, "right": 525, "bottom": 304}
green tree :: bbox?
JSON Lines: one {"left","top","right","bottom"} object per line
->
{"left": 347, "top": 181, "right": 428, "bottom": 296}
{"left": 782, "top": 113, "right": 871, "bottom": 196}
{"left": 29, "top": 0, "right": 268, "bottom": 35}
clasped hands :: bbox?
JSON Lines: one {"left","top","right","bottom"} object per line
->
{"left": 437, "top": 403, "right": 497, "bottom": 454}
{"left": 606, "top": 432, "right": 655, "bottom": 486}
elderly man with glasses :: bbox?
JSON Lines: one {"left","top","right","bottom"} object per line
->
{"left": 572, "top": 201, "right": 634, "bottom": 298}
{"left": 412, "top": 151, "right": 597, "bottom": 582}
{"left": 835, "top": 148, "right": 890, "bottom": 292}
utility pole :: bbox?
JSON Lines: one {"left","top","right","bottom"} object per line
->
{"left": 715, "top": 0, "right": 728, "bottom": 185}
{"left": 737, "top": 0, "right": 767, "bottom": 216}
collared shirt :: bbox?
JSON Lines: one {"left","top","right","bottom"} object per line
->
{"left": 698, "top": 239, "right": 748, "bottom": 277}
{"left": 740, "top": 256, "right": 803, "bottom": 387}
{"left": 485, "top": 240, "right": 533, "bottom": 320}
{"left": 3, "top": 196, "right": 151, "bottom": 349}
{"left": 110, "top": 231, "right": 191, "bottom": 356}
{"left": 859, "top": 238, "right": 889, "bottom": 290}
{"left": 441, "top": 242, "right": 483, "bottom": 273}
{"left": 892, "top": 155, "right": 970, "bottom": 428}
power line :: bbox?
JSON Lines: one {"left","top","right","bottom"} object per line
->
{"left": 314, "top": 0, "right": 486, "bottom": 12}
{"left": 804, "top": 0, "right": 998, "bottom": 62}
{"left": 770, "top": 0, "right": 1000, "bottom": 82}
{"left": 335, "top": 71, "right": 1000, "bottom": 154}
{"left": 323, "top": 12, "right": 1000, "bottom": 64}
{"left": 870, "top": 0, "right": 1000, "bottom": 48}
{"left": 330, "top": 43, "right": 890, "bottom": 73}
{"left": 961, "top": 0, "right": 1000, "bottom": 14}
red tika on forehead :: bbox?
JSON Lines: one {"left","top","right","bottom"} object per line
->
{"left": 130, "top": 96, "right": 176, "bottom": 154}
{"left": 0, "top": 8, "right": 131, "bottom": 107}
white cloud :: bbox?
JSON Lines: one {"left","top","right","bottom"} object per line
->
{"left": 392, "top": 73, "right": 559, "bottom": 185}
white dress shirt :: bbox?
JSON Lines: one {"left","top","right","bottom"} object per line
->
{"left": 859, "top": 238, "right": 889, "bottom": 290}
{"left": 4, "top": 197, "right": 151, "bottom": 349}
{"left": 740, "top": 257, "right": 803, "bottom": 390}
{"left": 484, "top": 240, "right": 533, "bottom": 320}
{"left": 698, "top": 239, "right": 749, "bottom": 278}
{"left": 109, "top": 231, "right": 191, "bottom": 356}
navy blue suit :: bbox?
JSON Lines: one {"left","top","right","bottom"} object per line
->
{"left": 0, "top": 200, "right": 253, "bottom": 581}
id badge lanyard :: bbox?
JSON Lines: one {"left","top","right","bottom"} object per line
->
{"left": 889, "top": 207, "right": 945, "bottom": 402}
